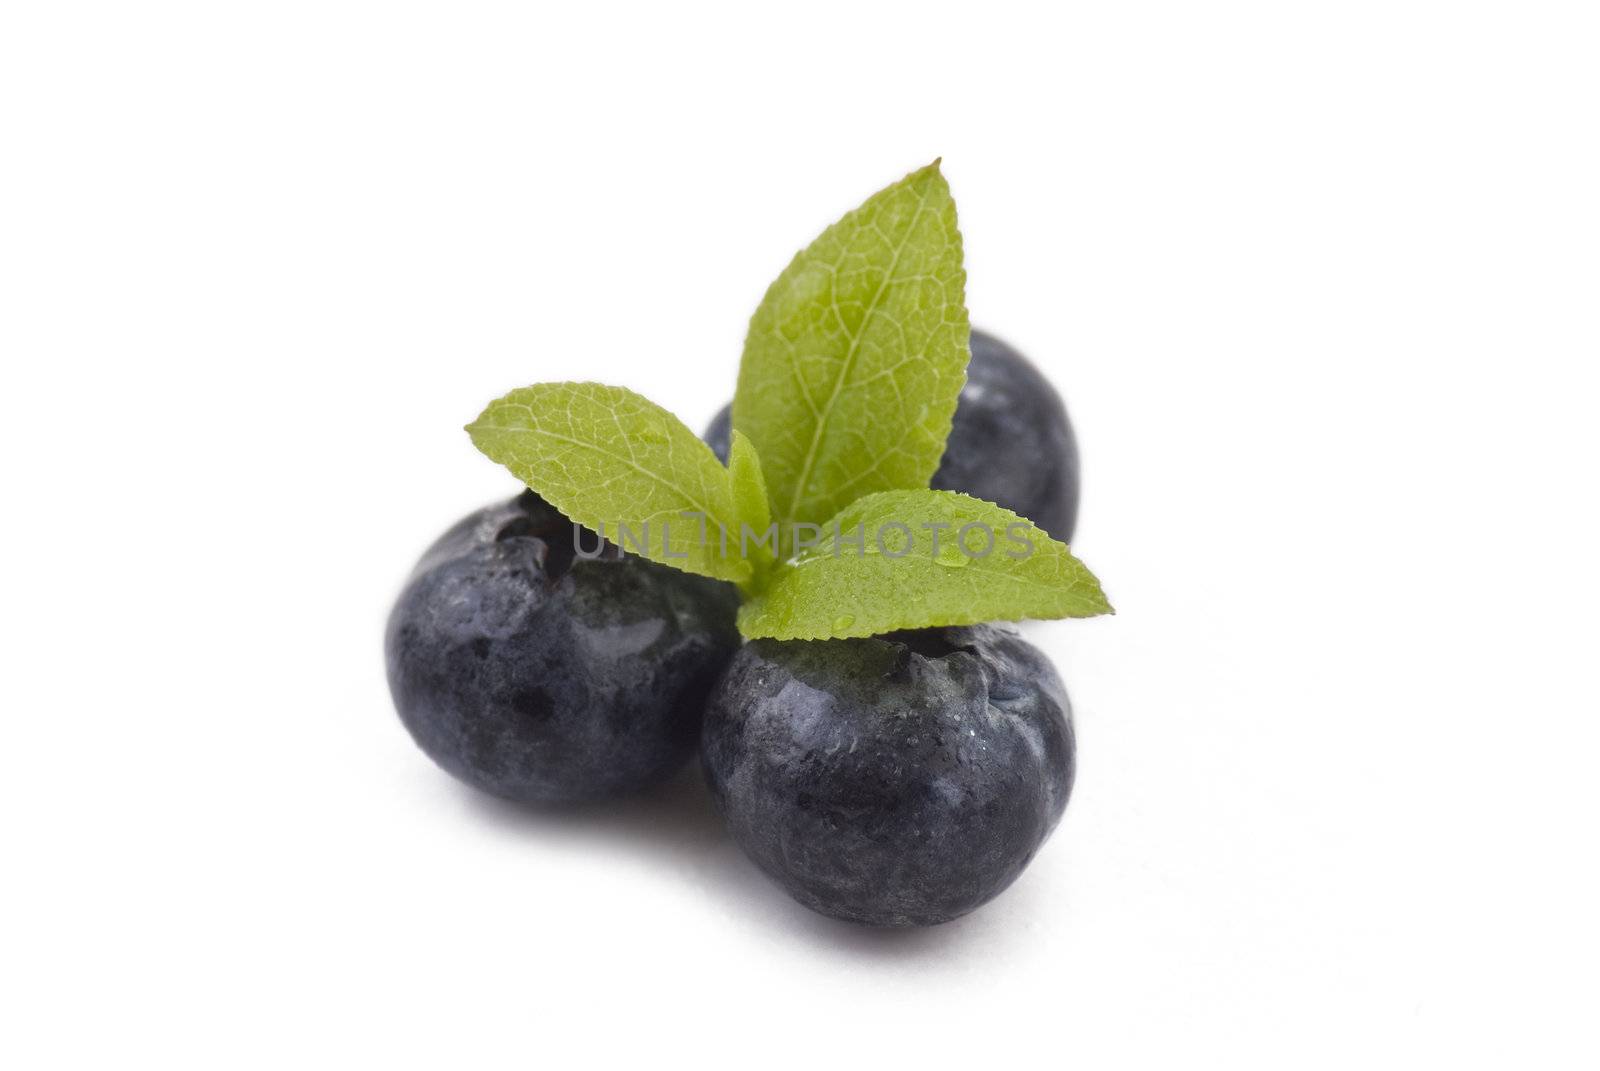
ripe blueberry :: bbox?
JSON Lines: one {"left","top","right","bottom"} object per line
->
{"left": 703, "top": 329, "right": 1080, "bottom": 541}
{"left": 701, "top": 625, "right": 1075, "bottom": 926}
{"left": 386, "top": 491, "right": 740, "bottom": 804}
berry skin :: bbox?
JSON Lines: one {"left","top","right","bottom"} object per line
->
{"left": 701, "top": 404, "right": 732, "bottom": 465}
{"left": 701, "top": 625, "right": 1075, "bottom": 926}
{"left": 386, "top": 491, "right": 740, "bottom": 805}
{"left": 930, "top": 330, "right": 1079, "bottom": 541}
{"left": 703, "top": 329, "right": 1080, "bottom": 541}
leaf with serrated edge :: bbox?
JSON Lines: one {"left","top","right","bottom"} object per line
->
{"left": 467, "top": 383, "right": 749, "bottom": 584}
{"left": 737, "top": 490, "right": 1111, "bottom": 640}
{"left": 733, "top": 161, "right": 968, "bottom": 529}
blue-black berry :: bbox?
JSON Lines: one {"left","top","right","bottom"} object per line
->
{"left": 701, "top": 625, "right": 1075, "bottom": 926}
{"left": 386, "top": 491, "right": 740, "bottom": 804}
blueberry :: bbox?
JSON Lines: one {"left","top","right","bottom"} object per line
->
{"left": 386, "top": 491, "right": 740, "bottom": 805}
{"left": 702, "top": 403, "right": 734, "bottom": 464}
{"left": 931, "top": 330, "right": 1080, "bottom": 541}
{"left": 701, "top": 625, "right": 1075, "bottom": 926}
{"left": 703, "top": 329, "right": 1080, "bottom": 541}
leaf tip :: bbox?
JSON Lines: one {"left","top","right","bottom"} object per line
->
{"left": 914, "top": 157, "right": 948, "bottom": 187}
{"left": 463, "top": 413, "right": 497, "bottom": 450}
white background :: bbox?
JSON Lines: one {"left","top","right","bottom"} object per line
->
{"left": 4, "top": 2, "right": 1597, "bottom": 1066}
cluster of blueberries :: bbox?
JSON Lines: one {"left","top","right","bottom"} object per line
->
{"left": 386, "top": 332, "right": 1083, "bottom": 926}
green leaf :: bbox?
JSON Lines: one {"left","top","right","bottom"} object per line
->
{"left": 727, "top": 429, "right": 774, "bottom": 575}
{"left": 733, "top": 161, "right": 969, "bottom": 529}
{"left": 467, "top": 382, "right": 750, "bottom": 584}
{"left": 737, "top": 490, "right": 1112, "bottom": 640}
